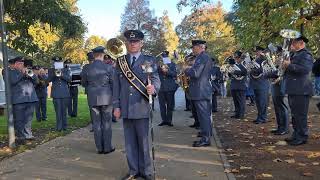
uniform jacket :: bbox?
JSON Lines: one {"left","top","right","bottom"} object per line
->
{"left": 250, "top": 56, "right": 270, "bottom": 90}
{"left": 264, "top": 70, "right": 286, "bottom": 96}
{"left": 47, "top": 68, "right": 71, "bottom": 99}
{"left": 159, "top": 62, "right": 178, "bottom": 92}
{"left": 230, "top": 63, "right": 247, "bottom": 91}
{"left": 113, "top": 53, "right": 161, "bottom": 119}
{"left": 35, "top": 74, "right": 48, "bottom": 98}
{"left": 6, "top": 69, "right": 38, "bottom": 104}
{"left": 210, "top": 66, "right": 222, "bottom": 94}
{"left": 81, "top": 60, "right": 113, "bottom": 107}
{"left": 284, "top": 48, "right": 314, "bottom": 95}
{"left": 185, "top": 51, "right": 212, "bottom": 100}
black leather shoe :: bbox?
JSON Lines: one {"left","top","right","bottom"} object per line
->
{"left": 317, "top": 102, "right": 320, "bottom": 111}
{"left": 197, "top": 132, "right": 203, "bottom": 137}
{"left": 158, "top": 122, "right": 166, "bottom": 126}
{"left": 142, "top": 175, "right": 154, "bottom": 180}
{"left": 189, "top": 124, "right": 199, "bottom": 128}
{"left": 121, "top": 174, "right": 139, "bottom": 180}
{"left": 104, "top": 147, "right": 115, "bottom": 154}
{"left": 274, "top": 131, "right": 289, "bottom": 135}
{"left": 230, "top": 115, "right": 238, "bottom": 118}
{"left": 270, "top": 129, "right": 279, "bottom": 133}
{"left": 289, "top": 139, "right": 307, "bottom": 146}
{"left": 285, "top": 137, "right": 295, "bottom": 142}
{"left": 254, "top": 121, "right": 266, "bottom": 124}
{"left": 97, "top": 151, "right": 104, "bottom": 154}
{"left": 212, "top": 110, "right": 218, "bottom": 113}
{"left": 193, "top": 141, "right": 211, "bottom": 147}
{"left": 167, "top": 123, "right": 173, "bottom": 127}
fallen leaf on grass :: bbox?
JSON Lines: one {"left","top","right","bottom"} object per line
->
{"left": 225, "top": 148, "right": 233, "bottom": 152}
{"left": 240, "top": 166, "right": 252, "bottom": 170}
{"left": 228, "top": 160, "right": 234, "bottom": 163}
{"left": 273, "top": 158, "right": 283, "bottom": 163}
{"left": 302, "top": 172, "right": 313, "bottom": 177}
{"left": 298, "top": 163, "right": 306, "bottom": 166}
{"left": 311, "top": 134, "right": 320, "bottom": 139}
{"left": 73, "top": 157, "right": 81, "bottom": 161}
{"left": 231, "top": 169, "right": 240, "bottom": 173}
{"left": 275, "top": 141, "right": 287, "bottom": 146}
{"left": 307, "top": 152, "right": 320, "bottom": 158}
{"left": 240, "top": 133, "right": 250, "bottom": 136}
{"left": 312, "top": 162, "right": 319, "bottom": 166}
{"left": 250, "top": 143, "right": 256, "bottom": 147}
{"left": 230, "top": 153, "right": 241, "bottom": 157}
{"left": 284, "top": 159, "right": 295, "bottom": 164}
{"left": 260, "top": 173, "right": 273, "bottom": 178}
{"left": 196, "top": 171, "right": 208, "bottom": 177}
{"left": 287, "top": 153, "right": 294, "bottom": 157}
{"left": 224, "top": 169, "right": 231, "bottom": 173}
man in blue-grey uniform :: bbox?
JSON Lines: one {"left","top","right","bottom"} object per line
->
{"left": 210, "top": 58, "right": 222, "bottom": 113}
{"left": 65, "top": 59, "right": 78, "bottom": 117}
{"left": 82, "top": 52, "right": 95, "bottom": 132}
{"left": 113, "top": 30, "right": 160, "bottom": 180}
{"left": 34, "top": 66, "right": 48, "bottom": 121}
{"left": 250, "top": 46, "right": 270, "bottom": 124}
{"left": 158, "top": 50, "right": 177, "bottom": 127}
{"left": 5, "top": 57, "right": 38, "bottom": 141}
{"left": 230, "top": 51, "right": 248, "bottom": 119}
{"left": 81, "top": 46, "right": 115, "bottom": 154}
{"left": 184, "top": 40, "right": 212, "bottom": 147}
{"left": 47, "top": 57, "right": 71, "bottom": 131}
{"left": 282, "top": 36, "right": 313, "bottom": 146}
{"left": 265, "top": 46, "right": 289, "bottom": 135}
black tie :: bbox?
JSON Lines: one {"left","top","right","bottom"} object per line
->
{"left": 131, "top": 56, "right": 136, "bottom": 67}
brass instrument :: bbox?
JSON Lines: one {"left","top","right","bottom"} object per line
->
{"left": 271, "top": 29, "right": 301, "bottom": 84}
{"left": 55, "top": 69, "right": 62, "bottom": 77}
{"left": 105, "top": 38, "right": 127, "bottom": 59}
{"left": 176, "top": 55, "right": 195, "bottom": 91}
{"left": 26, "top": 68, "right": 34, "bottom": 77}
{"left": 223, "top": 57, "right": 245, "bottom": 80}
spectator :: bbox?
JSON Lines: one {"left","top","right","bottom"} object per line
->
{"left": 312, "top": 58, "right": 320, "bottom": 96}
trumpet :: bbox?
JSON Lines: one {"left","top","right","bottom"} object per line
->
{"left": 25, "top": 68, "right": 34, "bottom": 77}
{"left": 55, "top": 69, "right": 62, "bottom": 77}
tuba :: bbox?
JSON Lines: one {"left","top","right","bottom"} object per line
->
{"left": 271, "top": 29, "right": 301, "bottom": 84}
{"left": 106, "top": 38, "right": 127, "bottom": 59}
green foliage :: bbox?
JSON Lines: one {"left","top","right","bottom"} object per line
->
{"left": 176, "top": 3, "right": 236, "bottom": 64}
{"left": 3, "top": 0, "right": 87, "bottom": 61}
{"left": 177, "top": 0, "right": 210, "bottom": 11}
{"left": 84, "top": 35, "right": 107, "bottom": 52}
{"left": 232, "top": 0, "right": 320, "bottom": 56}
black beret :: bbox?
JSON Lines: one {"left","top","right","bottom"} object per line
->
{"left": 228, "top": 57, "right": 235, "bottom": 65}
{"left": 192, "top": 40, "right": 206, "bottom": 47}
{"left": 87, "top": 52, "right": 94, "bottom": 61}
{"left": 254, "top": 46, "right": 265, "bottom": 51}
{"left": 52, "top": 56, "right": 63, "bottom": 62}
{"left": 161, "top": 51, "right": 169, "bottom": 57}
{"left": 24, "top": 59, "right": 33, "bottom": 67}
{"left": 294, "top": 35, "right": 309, "bottom": 43}
{"left": 64, "top": 59, "right": 72, "bottom": 64}
{"left": 234, "top": 50, "right": 242, "bottom": 58}
{"left": 32, "top": 65, "right": 40, "bottom": 70}
{"left": 124, "top": 30, "right": 144, "bottom": 41}
{"left": 92, "top": 46, "right": 105, "bottom": 53}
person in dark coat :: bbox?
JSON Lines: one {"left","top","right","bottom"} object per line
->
{"left": 34, "top": 66, "right": 49, "bottom": 121}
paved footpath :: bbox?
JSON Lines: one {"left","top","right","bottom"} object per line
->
{"left": 0, "top": 89, "right": 229, "bottom": 180}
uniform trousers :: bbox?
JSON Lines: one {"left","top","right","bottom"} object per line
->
{"left": 123, "top": 118, "right": 151, "bottom": 177}
{"left": 253, "top": 89, "right": 269, "bottom": 122}
{"left": 271, "top": 93, "right": 288, "bottom": 132}
{"left": 193, "top": 100, "right": 212, "bottom": 141}
{"left": 35, "top": 97, "right": 47, "bottom": 121}
{"left": 231, "top": 90, "right": 246, "bottom": 118}
{"left": 13, "top": 102, "right": 36, "bottom": 139}
{"left": 288, "top": 95, "right": 310, "bottom": 141}
{"left": 68, "top": 86, "right": 78, "bottom": 117}
{"left": 90, "top": 105, "right": 113, "bottom": 152}
{"left": 158, "top": 91, "right": 175, "bottom": 124}
{"left": 53, "top": 98, "right": 69, "bottom": 131}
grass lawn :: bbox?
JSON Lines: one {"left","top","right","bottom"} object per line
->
{"left": 0, "top": 94, "right": 90, "bottom": 140}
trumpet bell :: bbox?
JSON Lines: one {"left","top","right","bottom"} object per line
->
{"left": 280, "top": 29, "right": 301, "bottom": 39}
{"left": 106, "top": 38, "right": 127, "bottom": 59}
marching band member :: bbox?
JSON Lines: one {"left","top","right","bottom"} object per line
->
{"left": 250, "top": 46, "right": 270, "bottom": 124}
{"left": 81, "top": 46, "right": 115, "bottom": 154}
{"left": 47, "top": 57, "right": 71, "bottom": 131}
{"left": 265, "top": 46, "right": 289, "bottom": 135}
{"left": 210, "top": 58, "right": 222, "bottom": 113}
{"left": 113, "top": 30, "right": 160, "bottom": 180}
{"left": 5, "top": 57, "right": 38, "bottom": 142}
{"left": 65, "top": 59, "right": 79, "bottom": 118}
{"left": 34, "top": 65, "right": 49, "bottom": 122}
{"left": 282, "top": 36, "right": 313, "bottom": 146}
{"left": 184, "top": 40, "right": 212, "bottom": 147}
{"left": 230, "top": 51, "right": 247, "bottom": 119}
{"left": 158, "top": 50, "right": 178, "bottom": 127}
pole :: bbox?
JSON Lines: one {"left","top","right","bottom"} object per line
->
{"left": 0, "top": 0, "right": 15, "bottom": 148}
{"left": 147, "top": 76, "right": 156, "bottom": 180}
